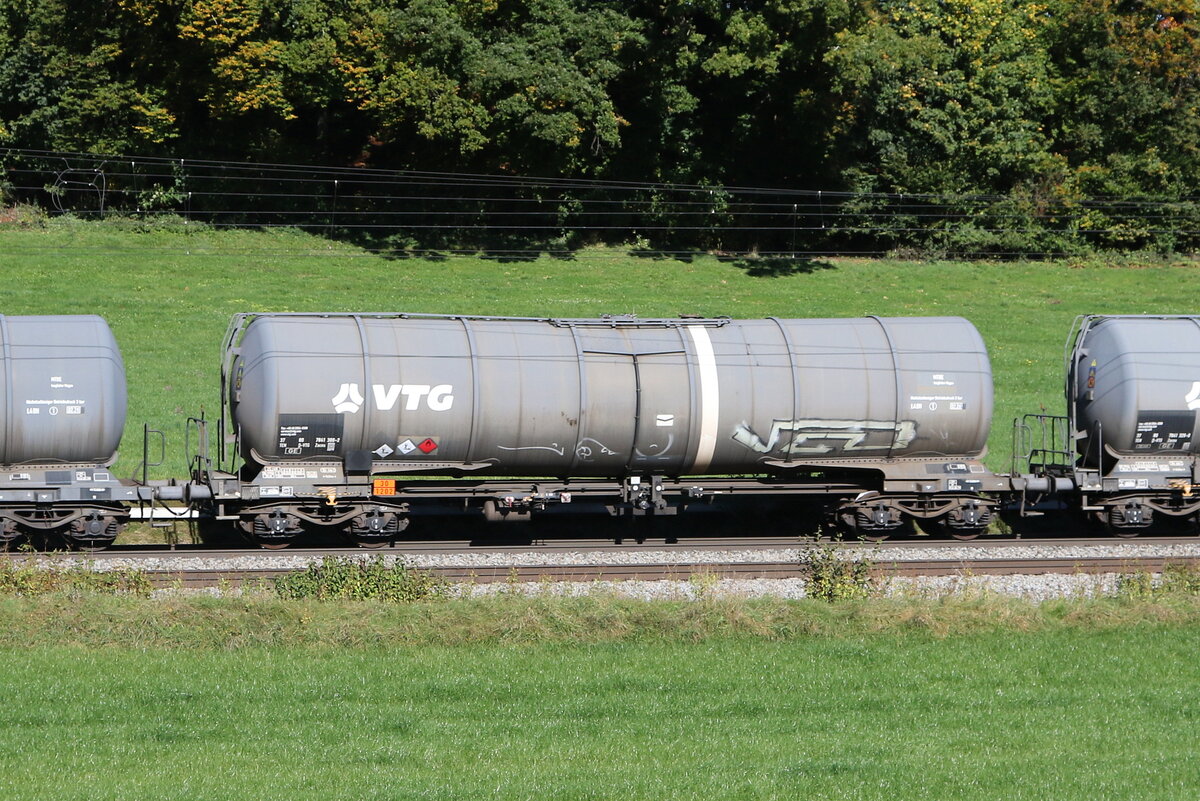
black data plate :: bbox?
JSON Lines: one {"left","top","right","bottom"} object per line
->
{"left": 1133, "top": 410, "right": 1195, "bottom": 450}
{"left": 278, "top": 414, "right": 344, "bottom": 457}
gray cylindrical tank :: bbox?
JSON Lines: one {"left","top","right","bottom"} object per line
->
{"left": 1071, "top": 315, "right": 1200, "bottom": 459}
{"left": 230, "top": 314, "right": 992, "bottom": 476}
{"left": 0, "top": 315, "right": 127, "bottom": 465}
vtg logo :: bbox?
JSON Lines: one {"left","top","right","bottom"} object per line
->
{"left": 332, "top": 383, "right": 454, "bottom": 414}
{"left": 1187, "top": 382, "right": 1200, "bottom": 411}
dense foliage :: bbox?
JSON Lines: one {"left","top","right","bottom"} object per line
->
{"left": 0, "top": 1, "right": 1197, "bottom": 253}
{"left": 274, "top": 556, "right": 450, "bottom": 602}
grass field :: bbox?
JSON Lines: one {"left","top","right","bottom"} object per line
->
{"left": 0, "top": 624, "right": 1197, "bottom": 800}
{"left": 2, "top": 217, "right": 1199, "bottom": 478}
{"left": 4, "top": 219, "right": 1200, "bottom": 799}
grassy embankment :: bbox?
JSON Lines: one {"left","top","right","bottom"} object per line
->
{"left": 0, "top": 612, "right": 1197, "bottom": 800}
{"left": 3, "top": 219, "right": 1200, "bottom": 798}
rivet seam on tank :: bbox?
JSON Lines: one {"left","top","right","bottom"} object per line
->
{"left": 688, "top": 326, "right": 719, "bottom": 472}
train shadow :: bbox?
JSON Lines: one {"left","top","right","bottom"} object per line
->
{"left": 728, "top": 257, "right": 836, "bottom": 277}
{"left": 626, "top": 250, "right": 838, "bottom": 276}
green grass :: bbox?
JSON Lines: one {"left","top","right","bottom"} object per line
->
{"left": 0, "top": 628, "right": 1197, "bottom": 799}
{"left": 5, "top": 220, "right": 1200, "bottom": 798}
{"left": 2, "top": 218, "right": 1199, "bottom": 479}
{"left": 3, "top": 592, "right": 1200, "bottom": 647}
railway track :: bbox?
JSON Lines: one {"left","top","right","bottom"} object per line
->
{"left": 10, "top": 536, "right": 1200, "bottom": 589}
{"left": 116, "top": 555, "right": 1200, "bottom": 589}
{"left": 152, "top": 556, "right": 1200, "bottom": 589}
{"left": 18, "top": 534, "right": 1200, "bottom": 559}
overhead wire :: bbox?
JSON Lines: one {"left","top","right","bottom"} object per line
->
{"left": 1, "top": 147, "right": 1197, "bottom": 259}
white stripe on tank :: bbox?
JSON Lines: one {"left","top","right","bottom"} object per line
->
{"left": 688, "top": 325, "right": 720, "bottom": 473}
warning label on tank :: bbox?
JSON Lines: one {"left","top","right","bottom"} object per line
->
{"left": 278, "top": 414, "right": 344, "bottom": 457}
{"left": 396, "top": 436, "right": 439, "bottom": 456}
{"left": 1133, "top": 411, "right": 1195, "bottom": 450}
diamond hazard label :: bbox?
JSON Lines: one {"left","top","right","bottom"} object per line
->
{"left": 397, "top": 439, "right": 417, "bottom": 455}
{"left": 418, "top": 438, "right": 438, "bottom": 454}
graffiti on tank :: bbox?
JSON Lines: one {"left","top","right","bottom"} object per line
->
{"left": 732, "top": 418, "right": 918, "bottom": 455}
{"left": 498, "top": 443, "right": 566, "bottom": 456}
{"left": 634, "top": 433, "right": 676, "bottom": 461}
{"left": 575, "top": 438, "right": 618, "bottom": 461}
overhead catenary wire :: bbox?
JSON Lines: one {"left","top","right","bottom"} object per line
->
{"left": 2, "top": 147, "right": 1197, "bottom": 260}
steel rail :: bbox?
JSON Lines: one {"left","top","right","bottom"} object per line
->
{"left": 141, "top": 555, "right": 1200, "bottom": 589}
{"left": 11, "top": 534, "right": 1200, "bottom": 560}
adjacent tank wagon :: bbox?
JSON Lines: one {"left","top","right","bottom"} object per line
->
{"left": 197, "top": 313, "right": 1006, "bottom": 546}
{"left": 0, "top": 315, "right": 136, "bottom": 547}
{"left": 1017, "top": 315, "right": 1200, "bottom": 534}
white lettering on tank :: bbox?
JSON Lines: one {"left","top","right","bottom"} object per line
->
{"left": 428, "top": 385, "right": 454, "bottom": 411}
{"left": 1187, "top": 381, "right": 1200, "bottom": 411}
{"left": 335, "top": 383, "right": 455, "bottom": 413}
{"left": 400, "top": 384, "right": 432, "bottom": 410}
{"left": 372, "top": 384, "right": 403, "bottom": 411}
{"left": 332, "top": 383, "right": 365, "bottom": 414}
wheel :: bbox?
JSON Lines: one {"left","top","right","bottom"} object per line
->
{"left": 1103, "top": 502, "right": 1151, "bottom": 538}
{"left": 1111, "top": 526, "right": 1142, "bottom": 540}
{"left": 345, "top": 510, "right": 406, "bottom": 548}
{"left": 242, "top": 511, "right": 303, "bottom": 549}
{"left": 354, "top": 539, "right": 390, "bottom": 550}
{"left": 837, "top": 506, "right": 905, "bottom": 542}
{"left": 67, "top": 537, "right": 117, "bottom": 553}
{"left": 0, "top": 519, "right": 23, "bottom": 550}
{"left": 923, "top": 517, "right": 984, "bottom": 541}
{"left": 65, "top": 515, "right": 120, "bottom": 551}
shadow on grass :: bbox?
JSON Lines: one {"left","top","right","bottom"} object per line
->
{"left": 627, "top": 250, "right": 838, "bottom": 275}
{"left": 479, "top": 248, "right": 578, "bottom": 263}
{"left": 381, "top": 249, "right": 450, "bottom": 262}
{"left": 628, "top": 249, "right": 696, "bottom": 263}
{"left": 327, "top": 229, "right": 836, "bottom": 271}
{"left": 375, "top": 244, "right": 579, "bottom": 264}
{"left": 731, "top": 257, "right": 837, "bottom": 277}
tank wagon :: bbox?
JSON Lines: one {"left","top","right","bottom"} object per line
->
{"left": 193, "top": 312, "right": 1008, "bottom": 547}
{"left": 1017, "top": 315, "right": 1200, "bottom": 535}
{"left": 0, "top": 315, "right": 136, "bottom": 548}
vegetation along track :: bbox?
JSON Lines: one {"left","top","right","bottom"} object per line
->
{"left": 10, "top": 537, "right": 1200, "bottom": 589}
{"left": 141, "top": 556, "right": 1200, "bottom": 590}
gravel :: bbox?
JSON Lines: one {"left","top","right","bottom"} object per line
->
{"left": 22, "top": 539, "right": 1186, "bottom": 601}
{"left": 36, "top": 540, "right": 1200, "bottom": 573}
{"left": 453, "top": 573, "right": 1127, "bottom": 601}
